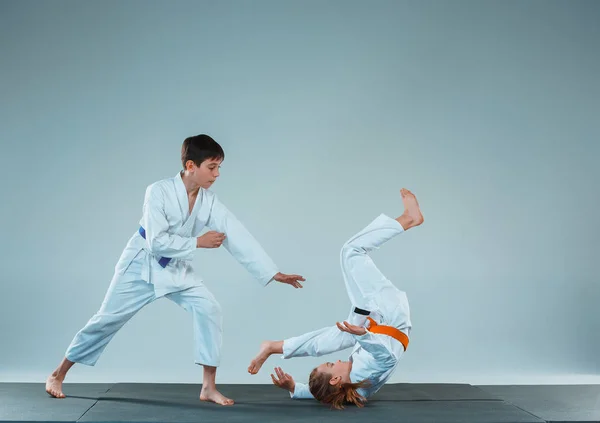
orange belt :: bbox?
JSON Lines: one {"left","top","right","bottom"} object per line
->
{"left": 367, "top": 317, "right": 409, "bottom": 351}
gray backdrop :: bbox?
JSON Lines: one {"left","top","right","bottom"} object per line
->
{"left": 1, "top": 0, "right": 598, "bottom": 385}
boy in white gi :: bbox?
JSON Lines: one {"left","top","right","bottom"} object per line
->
{"left": 46, "top": 134, "right": 305, "bottom": 406}
{"left": 248, "top": 188, "right": 423, "bottom": 409}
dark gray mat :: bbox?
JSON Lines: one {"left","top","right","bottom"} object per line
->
{"left": 82, "top": 399, "right": 543, "bottom": 423}
{"left": 374, "top": 383, "right": 499, "bottom": 401}
{"left": 75, "top": 383, "right": 542, "bottom": 423}
{"left": 478, "top": 385, "right": 600, "bottom": 423}
{"left": 12, "top": 383, "right": 598, "bottom": 423}
{"left": 95, "top": 382, "right": 499, "bottom": 403}
{"left": 360, "top": 401, "right": 544, "bottom": 423}
{"left": 0, "top": 383, "right": 113, "bottom": 422}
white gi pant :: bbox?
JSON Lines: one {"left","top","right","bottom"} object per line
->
{"left": 341, "top": 213, "right": 411, "bottom": 333}
{"left": 65, "top": 260, "right": 222, "bottom": 367}
{"left": 284, "top": 213, "right": 411, "bottom": 358}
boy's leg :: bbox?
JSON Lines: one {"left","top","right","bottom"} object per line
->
{"left": 165, "top": 284, "right": 233, "bottom": 406}
{"left": 45, "top": 358, "right": 74, "bottom": 398}
{"left": 46, "top": 275, "right": 156, "bottom": 398}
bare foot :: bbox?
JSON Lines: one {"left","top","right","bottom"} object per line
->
{"left": 45, "top": 374, "right": 66, "bottom": 398}
{"left": 398, "top": 188, "right": 424, "bottom": 230}
{"left": 200, "top": 387, "right": 234, "bottom": 406}
{"left": 247, "top": 341, "right": 273, "bottom": 375}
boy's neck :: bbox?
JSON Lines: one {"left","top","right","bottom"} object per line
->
{"left": 181, "top": 171, "right": 200, "bottom": 196}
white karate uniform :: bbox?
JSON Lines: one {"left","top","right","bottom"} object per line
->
{"left": 282, "top": 214, "right": 411, "bottom": 400}
{"left": 65, "top": 172, "right": 279, "bottom": 367}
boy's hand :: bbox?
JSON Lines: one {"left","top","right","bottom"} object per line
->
{"left": 273, "top": 272, "right": 305, "bottom": 288}
{"left": 197, "top": 231, "right": 226, "bottom": 248}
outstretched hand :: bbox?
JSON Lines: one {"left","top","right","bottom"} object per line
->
{"left": 271, "top": 367, "right": 296, "bottom": 393}
{"left": 336, "top": 321, "right": 367, "bottom": 336}
{"left": 273, "top": 272, "right": 305, "bottom": 289}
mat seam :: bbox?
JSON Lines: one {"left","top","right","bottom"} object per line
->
{"left": 500, "top": 400, "right": 548, "bottom": 423}
{"left": 76, "top": 384, "right": 116, "bottom": 422}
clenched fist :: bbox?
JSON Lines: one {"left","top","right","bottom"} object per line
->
{"left": 197, "top": 231, "right": 226, "bottom": 248}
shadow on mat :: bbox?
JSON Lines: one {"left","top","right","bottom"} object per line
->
{"left": 67, "top": 395, "right": 343, "bottom": 410}
{"left": 67, "top": 396, "right": 204, "bottom": 409}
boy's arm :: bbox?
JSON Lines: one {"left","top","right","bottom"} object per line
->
{"left": 206, "top": 195, "right": 304, "bottom": 287}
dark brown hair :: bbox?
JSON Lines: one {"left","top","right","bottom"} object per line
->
{"left": 181, "top": 134, "right": 224, "bottom": 169}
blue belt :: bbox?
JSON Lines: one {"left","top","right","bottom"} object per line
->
{"left": 138, "top": 226, "right": 172, "bottom": 268}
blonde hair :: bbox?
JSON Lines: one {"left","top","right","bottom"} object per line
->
{"left": 308, "top": 367, "right": 370, "bottom": 410}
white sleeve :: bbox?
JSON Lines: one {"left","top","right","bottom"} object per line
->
{"left": 353, "top": 331, "right": 396, "bottom": 363}
{"left": 141, "top": 185, "right": 196, "bottom": 260}
{"left": 206, "top": 195, "right": 279, "bottom": 286}
{"left": 290, "top": 382, "right": 314, "bottom": 400}
{"left": 283, "top": 326, "right": 356, "bottom": 358}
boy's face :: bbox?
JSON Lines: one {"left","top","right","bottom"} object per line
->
{"left": 186, "top": 157, "right": 222, "bottom": 189}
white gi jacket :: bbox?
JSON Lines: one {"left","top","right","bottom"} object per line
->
{"left": 114, "top": 172, "right": 279, "bottom": 297}
{"left": 282, "top": 213, "right": 411, "bottom": 400}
